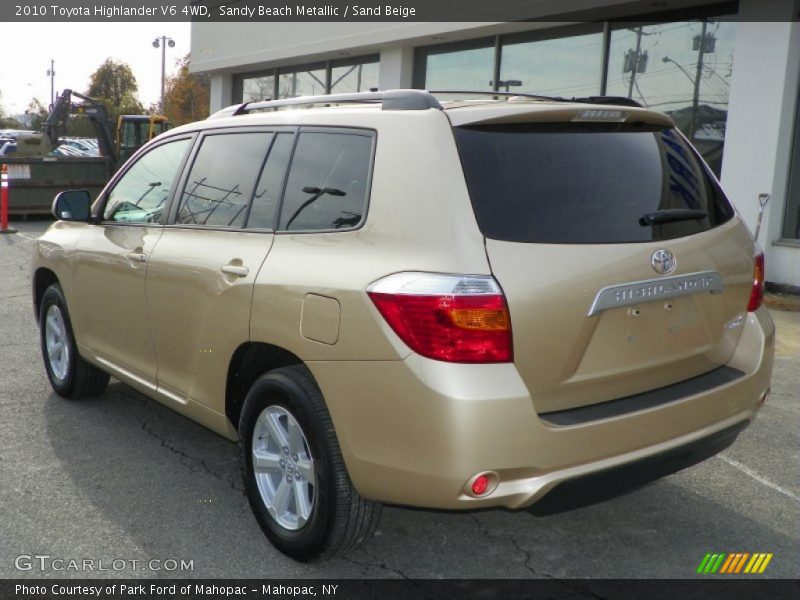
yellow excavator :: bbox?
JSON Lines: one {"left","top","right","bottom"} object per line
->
{"left": 45, "top": 89, "right": 169, "bottom": 170}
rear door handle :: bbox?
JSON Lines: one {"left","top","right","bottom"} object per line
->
{"left": 126, "top": 252, "right": 147, "bottom": 263}
{"left": 220, "top": 265, "right": 249, "bottom": 277}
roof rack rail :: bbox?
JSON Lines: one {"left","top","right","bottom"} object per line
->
{"left": 429, "top": 90, "right": 563, "bottom": 102}
{"left": 428, "top": 90, "right": 643, "bottom": 108}
{"left": 209, "top": 89, "right": 442, "bottom": 119}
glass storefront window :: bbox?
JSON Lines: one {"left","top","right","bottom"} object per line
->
{"left": 278, "top": 65, "right": 327, "bottom": 98}
{"left": 416, "top": 40, "right": 495, "bottom": 91}
{"left": 606, "top": 18, "right": 736, "bottom": 175}
{"left": 500, "top": 28, "right": 603, "bottom": 97}
{"left": 242, "top": 74, "right": 275, "bottom": 102}
{"left": 330, "top": 59, "right": 380, "bottom": 93}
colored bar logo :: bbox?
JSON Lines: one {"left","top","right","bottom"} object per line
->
{"left": 696, "top": 552, "right": 773, "bottom": 574}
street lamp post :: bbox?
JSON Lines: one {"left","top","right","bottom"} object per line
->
{"left": 152, "top": 36, "right": 176, "bottom": 114}
{"left": 46, "top": 59, "right": 56, "bottom": 109}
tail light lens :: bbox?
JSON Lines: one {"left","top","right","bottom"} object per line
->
{"left": 747, "top": 250, "right": 765, "bottom": 312}
{"left": 367, "top": 273, "right": 512, "bottom": 363}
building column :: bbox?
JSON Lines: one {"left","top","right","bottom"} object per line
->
{"left": 379, "top": 46, "right": 415, "bottom": 90}
{"left": 720, "top": 0, "right": 800, "bottom": 286}
{"left": 209, "top": 72, "right": 234, "bottom": 113}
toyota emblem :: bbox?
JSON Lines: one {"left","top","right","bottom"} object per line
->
{"left": 651, "top": 249, "right": 676, "bottom": 275}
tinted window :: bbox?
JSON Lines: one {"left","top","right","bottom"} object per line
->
{"left": 246, "top": 133, "right": 294, "bottom": 230}
{"left": 454, "top": 124, "right": 734, "bottom": 244}
{"left": 278, "top": 132, "right": 372, "bottom": 231}
{"left": 177, "top": 133, "right": 273, "bottom": 228}
{"left": 104, "top": 138, "right": 190, "bottom": 223}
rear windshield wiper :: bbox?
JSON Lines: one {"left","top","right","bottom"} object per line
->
{"left": 639, "top": 209, "right": 708, "bottom": 227}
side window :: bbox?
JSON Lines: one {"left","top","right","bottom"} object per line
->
{"left": 246, "top": 133, "right": 294, "bottom": 229}
{"left": 176, "top": 132, "right": 273, "bottom": 228}
{"left": 278, "top": 132, "right": 373, "bottom": 231}
{"left": 103, "top": 138, "right": 191, "bottom": 223}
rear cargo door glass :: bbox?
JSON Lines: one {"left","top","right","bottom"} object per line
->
{"left": 454, "top": 124, "right": 733, "bottom": 244}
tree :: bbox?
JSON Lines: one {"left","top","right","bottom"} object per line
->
{"left": 163, "top": 54, "right": 210, "bottom": 126}
{"left": 24, "top": 98, "right": 49, "bottom": 131}
{"left": 87, "top": 58, "right": 143, "bottom": 111}
{"left": 83, "top": 58, "right": 145, "bottom": 137}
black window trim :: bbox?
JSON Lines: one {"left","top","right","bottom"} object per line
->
{"left": 273, "top": 125, "right": 377, "bottom": 236}
{"left": 94, "top": 133, "right": 198, "bottom": 228}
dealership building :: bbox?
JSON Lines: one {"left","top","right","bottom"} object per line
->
{"left": 191, "top": 0, "right": 800, "bottom": 288}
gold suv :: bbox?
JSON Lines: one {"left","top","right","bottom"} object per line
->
{"left": 32, "top": 90, "right": 774, "bottom": 561}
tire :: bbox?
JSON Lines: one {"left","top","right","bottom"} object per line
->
{"left": 39, "top": 283, "right": 109, "bottom": 399}
{"left": 239, "top": 365, "right": 381, "bottom": 561}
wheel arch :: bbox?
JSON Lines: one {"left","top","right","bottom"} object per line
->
{"left": 33, "top": 267, "right": 60, "bottom": 321}
{"left": 226, "top": 342, "right": 305, "bottom": 431}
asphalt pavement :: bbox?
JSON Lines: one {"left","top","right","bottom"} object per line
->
{"left": 1, "top": 218, "right": 798, "bottom": 579}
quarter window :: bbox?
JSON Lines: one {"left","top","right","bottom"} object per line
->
{"left": 103, "top": 138, "right": 190, "bottom": 223}
{"left": 176, "top": 133, "right": 274, "bottom": 228}
{"left": 278, "top": 132, "right": 373, "bottom": 231}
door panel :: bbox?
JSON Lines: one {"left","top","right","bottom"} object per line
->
{"left": 71, "top": 225, "right": 163, "bottom": 381}
{"left": 68, "top": 137, "right": 193, "bottom": 382}
{"left": 145, "top": 229, "right": 274, "bottom": 410}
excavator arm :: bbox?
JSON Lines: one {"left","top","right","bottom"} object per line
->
{"left": 43, "top": 89, "right": 118, "bottom": 164}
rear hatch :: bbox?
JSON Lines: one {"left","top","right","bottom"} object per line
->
{"left": 450, "top": 104, "right": 755, "bottom": 415}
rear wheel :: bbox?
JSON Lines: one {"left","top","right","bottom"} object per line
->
{"left": 239, "top": 365, "right": 381, "bottom": 561}
{"left": 39, "top": 283, "right": 109, "bottom": 399}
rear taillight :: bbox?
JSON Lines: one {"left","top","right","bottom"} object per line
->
{"left": 367, "top": 273, "right": 512, "bottom": 363}
{"left": 747, "top": 250, "right": 765, "bottom": 312}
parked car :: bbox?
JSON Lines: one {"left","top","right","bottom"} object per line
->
{"left": 32, "top": 89, "right": 774, "bottom": 561}
{"left": 0, "top": 140, "right": 17, "bottom": 155}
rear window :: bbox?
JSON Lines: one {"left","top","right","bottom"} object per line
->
{"left": 454, "top": 124, "right": 734, "bottom": 244}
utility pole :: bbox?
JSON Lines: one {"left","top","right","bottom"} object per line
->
{"left": 623, "top": 27, "right": 651, "bottom": 101}
{"left": 152, "top": 36, "right": 175, "bottom": 114}
{"left": 46, "top": 60, "right": 55, "bottom": 109}
{"left": 627, "top": 27, "right": 643, "bottom": 99}
{"left": 690, "top": 20, "right": 710, "bottom": 141}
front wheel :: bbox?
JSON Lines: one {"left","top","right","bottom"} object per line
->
{"left": 39, "top": 283, "right": 109, "bottom": 399}
{"left": 239, "top": 365, "right": 381, "bottom": 561}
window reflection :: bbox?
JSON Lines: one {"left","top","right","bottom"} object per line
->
{"left": 330, "top": 60, "right": 379, "bottom": 93}
{"left": 104, "top": 139, "right": 190, "bottom": 223}
{"left": 278, "top": 66, "right": 326, "bottom": 98}
{"left": 177, "top": 133, "right": 274, "bottom": 228}
{"left": 242, "top": 74, "right": 275, "bottom": 102}
{"left": 279, "top": 132, "right": 372, "bottom": 231}
{"left": 420, "top": 42, "right": 494, "bottom": 91}
{"left": 607, "top": 18, "right": 736, "bottom": 174}
{"left": 500, "top": 29, "right": 603, "bottom": 97}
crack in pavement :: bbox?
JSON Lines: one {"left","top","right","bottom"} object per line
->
{"left": 132, "top": 395, "right": 245, "bottom": 495}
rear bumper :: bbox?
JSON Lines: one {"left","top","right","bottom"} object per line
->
{"left": 309, "top": 308, "right": 774, "bottom": 510}
{"left": 528, "top": 419, "right": 749, "bottom": 515}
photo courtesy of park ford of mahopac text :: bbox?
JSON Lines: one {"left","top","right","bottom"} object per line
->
{"left": 1, "top": 0, "right": 799, "bottom": 599}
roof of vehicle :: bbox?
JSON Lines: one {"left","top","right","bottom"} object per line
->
{"left": 165, "top": 89, "right": 674, "bottom": 138}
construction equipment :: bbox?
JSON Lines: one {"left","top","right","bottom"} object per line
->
{"left": 2, "top": 90, "right": 169, "bottom": 216}
{"left": 44, "top": 89, "right": 169, "bottom": 168}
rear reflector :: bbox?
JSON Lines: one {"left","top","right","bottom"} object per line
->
{"left": 471, "top": 474, "right": 490, "bottom": 496}
{"left": 747, "top": 250, "right": 765, "bottom": 312}
{"left": 367, "top": 273, "right": 512, "bottom": 363}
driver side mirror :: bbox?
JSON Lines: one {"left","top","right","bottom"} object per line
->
{"left": 52, "top": 190, "right": 92, "bottom": 222}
